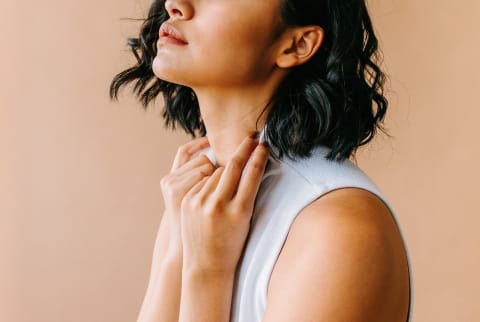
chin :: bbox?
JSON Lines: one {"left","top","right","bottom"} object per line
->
{"left": 152, "top": 56, "right": 190, "bottom": 86}
{"left": 152, "top": 56, "right": 171, "bottom": 80}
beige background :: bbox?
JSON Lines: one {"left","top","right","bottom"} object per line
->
{"left": 1, "top": 0, "right": 479, "bottom": 321}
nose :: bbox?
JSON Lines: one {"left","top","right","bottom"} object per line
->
{"left": 165, "top": 0, "right": 193, "bottom": 20}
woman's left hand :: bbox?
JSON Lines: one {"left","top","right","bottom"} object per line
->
{"left": 180, "top": 133, "right": 269, "bottom": 275}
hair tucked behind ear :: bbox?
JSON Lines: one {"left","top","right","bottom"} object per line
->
{"left": 110, "top": 0, "right": 388, "bottom": 161}
{"left": 266, "top": 0, "right": 389, "bottom": 161}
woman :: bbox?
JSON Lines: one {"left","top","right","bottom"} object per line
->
{"left": 110, "top": 0, "right": 412, "bottom": 321}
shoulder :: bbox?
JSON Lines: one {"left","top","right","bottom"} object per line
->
{"left": 276, "top": 147, "right": 380, "bottom": 194}
{"left": 263, "top": 187, "right": 410, "bottom": 322}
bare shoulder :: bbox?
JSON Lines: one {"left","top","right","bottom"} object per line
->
{"left": 263, "top": 188, "right": 410, "bottom": 322}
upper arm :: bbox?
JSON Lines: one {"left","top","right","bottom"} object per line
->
{"left": 262, "top": 188, "right": 410, "bottom": 322}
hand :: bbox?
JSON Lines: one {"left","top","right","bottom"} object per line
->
{"left": 180, "top": 133, "right": 269, "bottom": 274}
{"left": 159, "top": 136, "right": 216, "bottom": 258}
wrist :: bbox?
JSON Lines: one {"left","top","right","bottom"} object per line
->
{"left": 182, "top": 264, "right": 236, "bottom": 284}
{"left": 179, "top": 266, "right": 235, "bottom": 322}
{"left": 164, "top": 247, "right": 183, "bottom": 267}
{"left": 182, "top": 255, "right": 239, "bottom": 278}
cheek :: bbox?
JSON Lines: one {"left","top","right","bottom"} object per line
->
{"left": 189, "top": 23, "right": 274, "bottom": 84}
{"left": 152, "top": 10, "right": 278, "bottom": 87}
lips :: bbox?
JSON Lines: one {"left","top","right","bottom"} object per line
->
{"left": 158, "top": 22, "right": 188, "bottom": 45}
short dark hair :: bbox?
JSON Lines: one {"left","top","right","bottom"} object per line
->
{"left": 110, "top": 0, "right": 389, "bottom": 161}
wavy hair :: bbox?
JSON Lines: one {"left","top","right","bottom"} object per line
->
{"left": 110, "top": 0, "right": 389, "bottom": 161}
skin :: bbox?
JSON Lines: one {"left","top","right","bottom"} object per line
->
{"left": 138, "top": 0, "right": 410, "bottom": 321}
{"left": 152, "top": 0, "right": 323, "bottom": 167}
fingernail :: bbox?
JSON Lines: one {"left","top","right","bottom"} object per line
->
{"left": 249, "top": 131, "right": 259, "bottom": 140}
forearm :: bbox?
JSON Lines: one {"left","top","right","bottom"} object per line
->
{"left": 178, "top": 268, "right": 235, "bottom": 322}
{"left": 137, "top": 253, "right": 183, "bottom": 322}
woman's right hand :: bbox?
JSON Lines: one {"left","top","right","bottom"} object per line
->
{"left": 159, "top": 136, "right": 216, "bottom": 259}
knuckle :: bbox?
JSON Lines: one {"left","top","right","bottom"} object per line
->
{"left": 160, "top": 175, "right": 184, "bottom": 199}
{"left": 181, "top": 192, "right": 193, "bottom": 206}
{"left": 229, "top": 156, "right": 244, "bottom": 170}
{"left": 212, "top": 197, "right": 224, "bottom": 211}
{"left": 195, "top": 171, "right": 207, "bottom": 181}
{"left": 184, "top": 194, "right": 202, "bottom": 211}
{"left": 234, "top": 200, "right": 250, "bottom": 216}
{"left": 203, "top": 162, "right": 216, "bottom": 174}
{"left": 199, "top": 164, "right": 215, "bottom": 176}
{"left": 159, "top": 176, "right": 171, "bottom": 190}
{"left": 199, "top": 154, "right": 212, "bottom": 165}
{"left": 250, "top": 160, "right": 265, "bottom": 172}
{"left": 180, "top": 196, "right": 189, "bottom": 212}
{"left": 233, "top": 198, "right": 246, "bottom": 210}
{"left": 192, "top": 197, "right": 204, "bottom": 210}
{"left": 205, "top": 198, "right": 224, "bottom": 215}
{"left": 177, "top": 144, "right": 189, "bottom": 156}
{"left": 231, "top": 156, "right": 243, "bottom": 165}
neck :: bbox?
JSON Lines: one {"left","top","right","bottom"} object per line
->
{"left": 194, "top": 86, "right": 271, "bottom": 167}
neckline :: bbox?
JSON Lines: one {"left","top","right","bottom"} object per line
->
{"left": 203, "top": 127, "right": 268, "bottom": 167}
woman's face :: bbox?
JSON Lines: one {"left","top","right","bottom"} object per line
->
{"left": 152, "top": 0, "right": 285, "bottom": 89}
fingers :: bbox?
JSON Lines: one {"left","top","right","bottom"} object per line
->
{"left": 199, "top": 167, "right": 225, "bottom": 195}
{"left": 182, "top": 167, "right": 223, "bottom": 206}
{"left": 171, "top": 136, "right": 210, "bottom": 172}
{"left": 161, "top": 154, "right": 214, "bottom": 193}
{"left": 184, "top": 175, "right": 210, "bottom": 198}
{"left": 216, "top": 133, "right": 259, "bottom": 200}
{"left": 174, "top": 161, "right": 216, "bottom": 194}
{"left": 174, "top": 154, "right": 215, "bottom": 178}
{"left": 235, "top": 142, "right": 269, "bottom": 207}
{"left": 160, "top": 149, "right": 215, "bottom": 205}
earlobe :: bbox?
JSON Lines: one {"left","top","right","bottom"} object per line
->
{"left": 275, "top": 26, "right": 324, "bottom": 69}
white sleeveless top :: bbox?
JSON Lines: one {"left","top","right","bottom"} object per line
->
{"left": 201, "top": 141, "right": 413, "bottom": 322}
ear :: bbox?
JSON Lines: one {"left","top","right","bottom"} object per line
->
{"left": 275, "top": 26, "right": 324, "bottom": 69}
